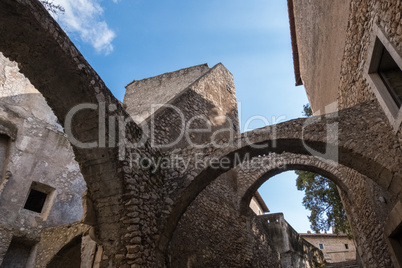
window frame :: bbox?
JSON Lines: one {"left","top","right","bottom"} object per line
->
{"left": 22, "top": 181, "right": 55, "bottom": 219}
{"left": 365, "top": 23, "right": 402, "bottom": 132}
{"left": 24, "top": 188, "right": 48, "bottom": 213}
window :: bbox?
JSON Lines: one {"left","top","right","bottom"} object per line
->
{"left": 378, "top": 48, "right": 402, "bottom": 107}
{"left": 365, "top": 24, "right": 402, "bottom": 131}
{"left": 24, "top": 189, "right": 48, "bottom": 213}
{"left": 23, "top": 182, "right": 55, "bottom": 217}
{"left": 345, "top": 244, "right": 349, "bottom": 249}
{"left": 319, "top": 243, "right": 324, "bottom": 249}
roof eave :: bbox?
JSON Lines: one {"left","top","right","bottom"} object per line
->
{"left": 287, "top": 0, "right": 303, "bottom": 86}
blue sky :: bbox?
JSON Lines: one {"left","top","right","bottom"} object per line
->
{"left": 51, "top": 0, "right": 312, "bottom": 233}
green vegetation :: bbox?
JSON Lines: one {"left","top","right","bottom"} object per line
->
{"left": 296, "top": 104, "right": 352, "bottom": 237}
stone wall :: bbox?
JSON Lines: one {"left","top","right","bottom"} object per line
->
{"left": 338, "top": 0, "right": 402, "bottom": 111}
{"left": 124, "top": 63, "right": 239, "bottom": 150}
{"left": 0, "top": 1, "right": 402, "bottom": 267}
{"left": 161, "top": 100, "right": 402, "bottom": 268}
{"left": 0, "top": 52, "right": 87, "bottom": 265}
{"left": 0, "top": 226, "right": 13, "bottom": 266}
{"left": 262, "top": 213, "right": 324, "bottom": 268}
{"left": 167, "top": 171, "right": 281, "bottom": 268}
{"left": 124, "top": 64, "right": 210, "bottom": 123}
{"left": 231, "top": 148, "right": 395, "bottom": 267}
{"left": 290, "top": 0, "right": 402, "bottom": 118}
{"left": 339, "top": 170, "right": 396, "bottom": 267}
{"left": 33, "top": 222, "right": 90, "bottom": 267}
{"left": 0, "top": 1, "right": 168, "bottom": 266}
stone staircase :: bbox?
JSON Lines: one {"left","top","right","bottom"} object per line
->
{"left": 325, "top": 260, "right": 359, "bottom": 268}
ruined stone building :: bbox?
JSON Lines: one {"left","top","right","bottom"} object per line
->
{"left": 0, "top": 52, "right": 86, "bottom": 267}
{"left": 0, "top": 0, "right": 401, "bottom": 267}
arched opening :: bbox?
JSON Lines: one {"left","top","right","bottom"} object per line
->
{"left": 237, "top": 158, "right": 397, "bottom": 267}
{"left": 164, "top": 151, "right": 397, "bottom": 267}
{"left": 1, "top": 2, "right": 401, "bottom": 267}
{"left": 249, "top": 171, "right": 310, "bottom": 232}
{"left": 247, "top": 170, "right": 357, "bottom": 265}
{"left": 47, "top": 236, "right": 82, "bottom": 268}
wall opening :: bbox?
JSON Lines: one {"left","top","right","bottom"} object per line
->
{"left": 24, "top": 188, "right": 48, "bottom": 213}
{"left": 47, "top": 236, "right": 82, "bottom": 268}
{"left": 249, "top": 171, "right": 311, "bottom": 233}
{"left": 22, "top": 182, "right": 55, "bottom": 218}
{"left": 249, "top": 170, "right": 357, "bottom": 264}
{"left": 377, "top": 45, "right": 402, "bottom": 107}
{"left": 0, "top": 237, "right": 36, "bottom": 268}
{"left": 365, "top": 23, "right": 402, "bottom": 130}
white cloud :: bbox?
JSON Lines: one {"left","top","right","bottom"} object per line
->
{"left": 51, "top": 0, "right": 116, "bottom": 55}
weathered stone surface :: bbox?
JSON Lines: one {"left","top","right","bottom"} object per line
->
{"left": 124, "top": 64, "right": 210, "bottom": 123}
{"left": 0, "top": 0, "right": 401, "bottom": 267}
{"left": 0, "top": 52, "right": 86, "bottom": 264}
{"left": 124, "top": 62, "right": 239, "bottom": 150}
{"left": 338, "top": 0, "right": 402, "bottom": 113}
{"left": 262, "top": 213, "right": 324, "bottom": 267}
{"left": 33, "top": 222, "right": 90, "bottom": 267}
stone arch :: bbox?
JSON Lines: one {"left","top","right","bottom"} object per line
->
{"left": 234, "top": 155, "right": 395, "bottom": 267}
{"left": 160, "top": 101, "right": 402, "bottom": 257}
{"left": 166, "top": 150, "right": 396, "bottom": 267}
{"left": 0, "top": 118, "right": 17, "bottom": 141}
{"left": 0, "top": 1, "right": 164, "bottom": 266}
{"left": 1, "top": 1, "right": 401, "bottom": 267}
{"left": 47, "top": 235, "right": 82, "bottom": 268}
{"left": 235, "top": 153, "right": 354, "bottom": 215}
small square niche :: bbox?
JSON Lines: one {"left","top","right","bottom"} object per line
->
{"left": 23, "top": 182, "right": 55, "bottom": 215}
{"left": 24, "top": 189, "right": 48, "bottom": 213}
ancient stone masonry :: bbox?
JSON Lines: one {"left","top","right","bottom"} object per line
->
{"left": 0, "top": 1, "right": 165, "bottom": 266}
{"left": 0, "top": 52, "right": 86, "bottom": 266}
{"left": 338, "top": 0, "right": 402, "bottom": 112}
{"left": 289, "top": 0, "right": 402, "bottom": 266}
{"left": 262, "top": 213, "right": 324, "bottom": 267}
{"left": 167, "top": 171, "right": 281, "bottom": 267}
{"left": 34, "top": 222, "right": 91, "bottom": 267}
{"left": 159, "top": 102, "right": 401, "bottom": 267}
{"left": 124, "top": 63, "right": 239, "bottom": 150}
{"left": 0, "top": 0, "right": 401, "bottom": 267}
